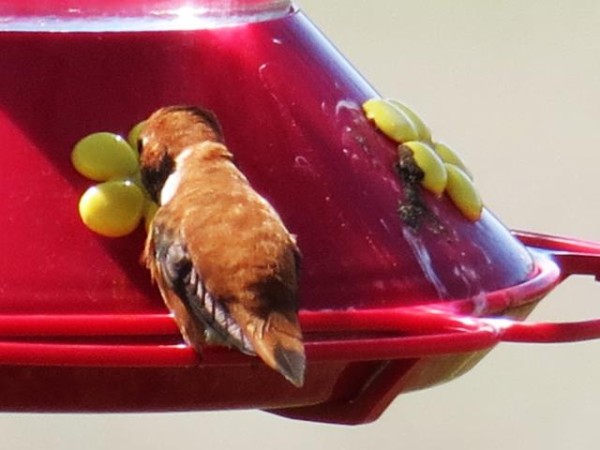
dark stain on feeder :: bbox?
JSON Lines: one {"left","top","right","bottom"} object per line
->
{"left": 395, "top": 144, "right": 443, "bottom": 233}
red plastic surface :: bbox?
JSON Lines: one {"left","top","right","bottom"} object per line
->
{"left": 1, "top": 5, "right": 600, "bottom": 424}
{"left": 0, "top": 9, "right": 533, "bottom": 315}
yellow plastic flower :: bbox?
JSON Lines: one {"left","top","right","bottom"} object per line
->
{"left": 363, "top": 97, "right": 483, "bottom": 221}
{"left": 72, "top": 123, "right": 158, "bottom": 237}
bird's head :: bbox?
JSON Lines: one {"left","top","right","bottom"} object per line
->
{"left": 138, "top": 106, "right": 224, "bottom": 203}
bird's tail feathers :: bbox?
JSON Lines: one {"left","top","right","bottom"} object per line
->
{"left": 245, "top": 313, "right": 305, "bottom": 388}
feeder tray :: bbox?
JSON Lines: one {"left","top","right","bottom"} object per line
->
{"left": 1, "top": 0, "right": 600, "bottom": 425}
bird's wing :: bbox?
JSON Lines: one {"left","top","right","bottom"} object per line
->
{"left": 143, "top": 223, "right": 256, "bottom": 354}
{"left": 145, "top": 217, "right": 305, "bottom": 386}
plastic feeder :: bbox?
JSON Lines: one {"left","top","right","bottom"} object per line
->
{"left": 1, "top": 0, "right": 600, "bottom": 425}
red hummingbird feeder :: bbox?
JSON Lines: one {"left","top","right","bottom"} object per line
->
{"left": 1, "top": 0, "right": 600, "bottom": 425}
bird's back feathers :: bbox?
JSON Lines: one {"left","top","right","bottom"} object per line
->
{"left": 143, "top": 141, "right": 305, "bottom": 387}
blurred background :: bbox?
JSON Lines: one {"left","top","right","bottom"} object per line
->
{"left": 3, "top": 1, "right": 600, "bottom": 448}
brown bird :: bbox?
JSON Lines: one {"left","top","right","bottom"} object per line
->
{"left": 138, "top": 106, "right": 305, "bottom": 387}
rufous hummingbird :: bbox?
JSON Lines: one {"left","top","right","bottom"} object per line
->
{"left": 138, "top": 106, "right": 305, "bottom": 387}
